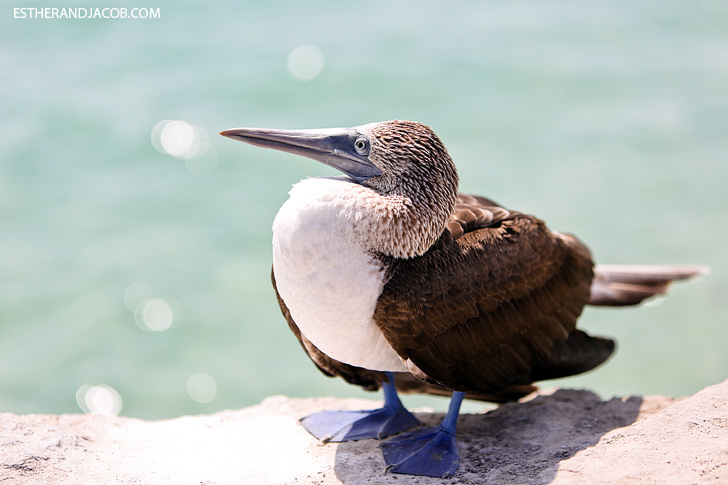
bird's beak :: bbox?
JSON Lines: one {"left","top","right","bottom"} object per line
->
{"left": 220, "top": 126, "right": 382, "bottom": 183}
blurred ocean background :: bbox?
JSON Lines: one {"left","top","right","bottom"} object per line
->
{"left": 1, "top": 0, "right": 727, "bottom": 419}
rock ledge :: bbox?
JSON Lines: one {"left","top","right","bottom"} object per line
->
{"left": 2, "top": 380, "right": 727, "bottom": 484}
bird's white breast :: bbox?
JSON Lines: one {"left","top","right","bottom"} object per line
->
{"left": 272, "top": 177, "right": 408, "bottom": 372}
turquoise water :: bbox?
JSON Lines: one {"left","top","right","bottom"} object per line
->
{"left": 2, "top": 0, "right": 727, "bottom": 419}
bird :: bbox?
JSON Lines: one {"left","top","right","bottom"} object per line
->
{"left": 220, "top": 120, "right": 707, "bottom": 478}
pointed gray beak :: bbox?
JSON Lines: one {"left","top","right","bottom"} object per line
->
{"left": 220, "top": 126, "right": 382, "bottom": 183}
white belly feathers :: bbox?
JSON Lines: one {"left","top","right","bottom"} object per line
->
{"left": 272, "top": 177, "right": 408, "bottom": 372}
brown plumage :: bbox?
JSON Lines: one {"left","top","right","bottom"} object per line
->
{"left": 374, "top": 196, "right": 597, "bottom": 393}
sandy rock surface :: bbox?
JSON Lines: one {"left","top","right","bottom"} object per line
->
{"left": 1, "top": 379, "right": 726, "bottom": 484}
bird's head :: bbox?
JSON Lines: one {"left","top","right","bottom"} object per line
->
{"left": 220, "top": 120, "right": 459, "bottom": 208}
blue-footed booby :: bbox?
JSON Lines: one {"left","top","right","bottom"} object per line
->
{"left": 220, "top": 120, "right": 707, "bottom": 478}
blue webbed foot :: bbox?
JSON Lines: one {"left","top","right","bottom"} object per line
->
{"left": 380, "top": 425, "right": 459, "bottom": 478}
{"left": 300, "top": 372, "right": 420, "bottom": 443}
{"left": 300, "top": 405, "right": 420, "bottom": 442}
{"left": 380, "top": 390, "right": 466, "bottom": 478}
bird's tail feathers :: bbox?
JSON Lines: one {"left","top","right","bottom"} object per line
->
{"left": 588, "top": 264, "right": 709, "bottom": 307}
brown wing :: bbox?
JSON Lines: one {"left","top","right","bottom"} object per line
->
{"left": 373, "top": 195, "right": 603, "bottom": 394}
{"left": 446, "top": 194, "right": 516, "bottom": 239}
{"left": 271, "top": 267, "right": 538, "bottom": 402}
{"left": 529, "top": 329, "right": 615, "bottom": 382}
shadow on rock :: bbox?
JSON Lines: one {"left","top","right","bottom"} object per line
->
{"left": 333, "top": 389, "right": 643, "bottom": 484}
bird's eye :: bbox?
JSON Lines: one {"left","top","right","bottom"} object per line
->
{"left": 354, "top": 138, "right": 369, "bottom": 155}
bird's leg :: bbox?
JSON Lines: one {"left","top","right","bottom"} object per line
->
{"left": 380, "top": 390, "right": 465, "bottom": 478}
{"left": 300, "top": 372, "right": 420, "bottom": 443}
